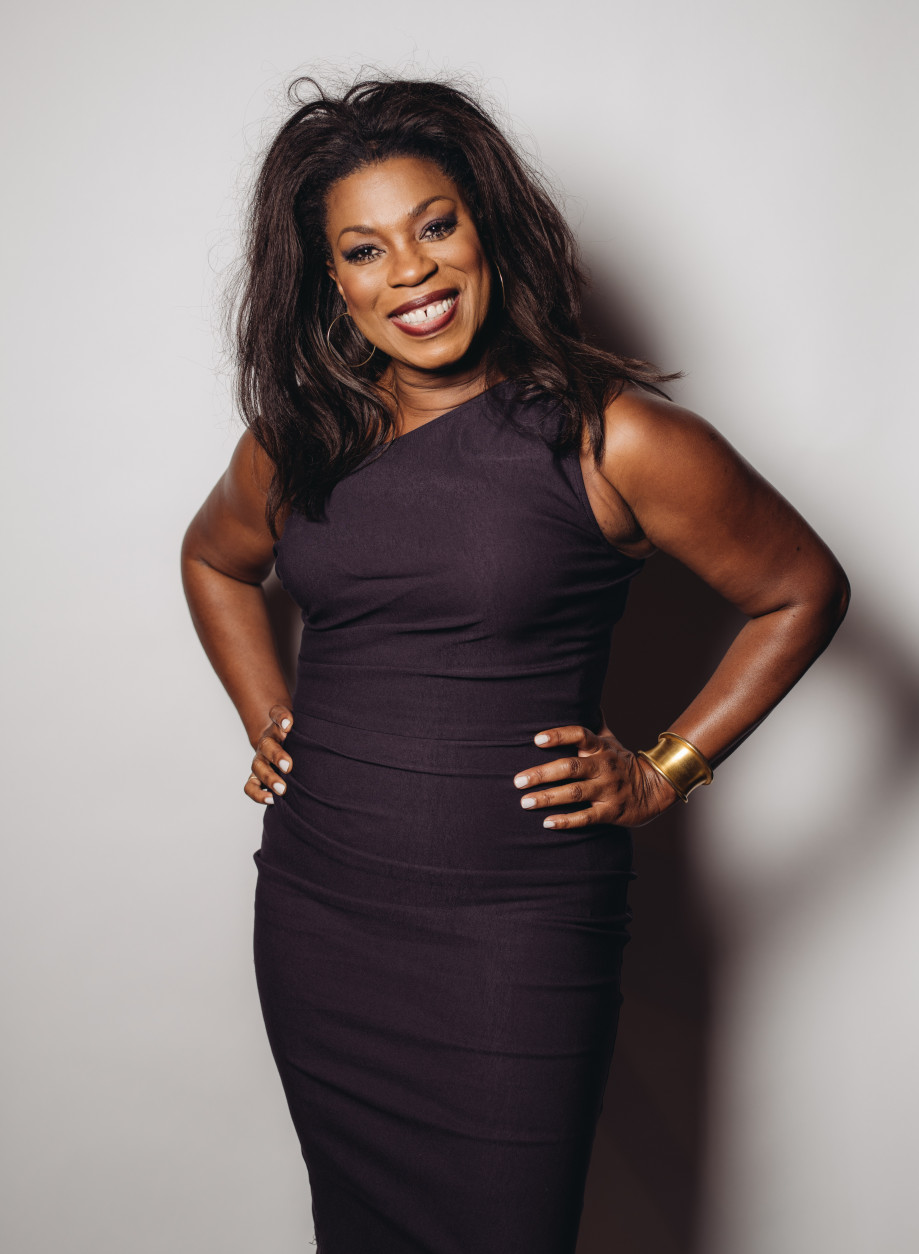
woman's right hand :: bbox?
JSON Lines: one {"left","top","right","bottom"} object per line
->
{"left": 245, "top": 705, "right": 294, "bottom": 804}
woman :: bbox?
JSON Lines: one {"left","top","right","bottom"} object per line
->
{"left": 182, "top": 75, "right": 849, "bottom": 1254}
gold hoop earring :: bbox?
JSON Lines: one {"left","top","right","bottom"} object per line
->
{"left": 494, "top": 266, "right": 506, "bottom": 311}
{"left": 326, "top": 311, "right": 376, "bottom": 369}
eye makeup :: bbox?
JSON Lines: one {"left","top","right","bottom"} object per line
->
{"left": 343, "top": 243, "right": 381, "bottom": 264}
{"left": 342, "top": 214, "right": 460, "bottom": 264}
{"left": 421, "top": 215, "right": 458, "bottom": 240}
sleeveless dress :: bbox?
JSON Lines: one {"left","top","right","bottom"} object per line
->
{"left": 253, "top": 379, "right": 644, "bottom": 1254}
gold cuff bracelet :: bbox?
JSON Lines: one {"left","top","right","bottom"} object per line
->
{"left": 636, "top": 733, "right": 714, "bottom": 803}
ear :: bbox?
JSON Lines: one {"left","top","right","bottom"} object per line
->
{"left": 326, "top": 264, "right": 345, "bottom": 303}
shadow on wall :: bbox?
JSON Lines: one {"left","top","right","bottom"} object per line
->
{"left": 576, "top": 262, "right": 919, "bottom": 1254}
{"left": 580, "top": 571, "right": 919, "bottom": 1254}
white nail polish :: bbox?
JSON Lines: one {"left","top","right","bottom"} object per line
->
{"left": 281, "top": 719, "right": 291, "bottom": 730}
{"left": 279, "top": 759, "right": 291, "bottom": 772}
{"left": 543, "top": 818, "right": 556, "bottom": 828}
{"left": 273, "top": 781, "right": 285, "bottom": 794}
{"left": 514, "top": 774, "right": 528, "bottom": 788}
{"left": 534, "top": 734, "right": 550, "bottom": 745}
{"left": 521, "top": 796, "right": 536, "bottom": 808}
{"left": 264, "top": 794, "right": 274, "bottom": 805}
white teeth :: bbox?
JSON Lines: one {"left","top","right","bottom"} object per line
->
{"left": 394, "top": 296, "right": 456, "bottom": 325}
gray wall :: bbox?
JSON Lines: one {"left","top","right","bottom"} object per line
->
{"left": 2, "top": 2, "right": 916, "bottom": 1252}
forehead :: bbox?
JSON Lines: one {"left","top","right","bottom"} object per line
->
{"left": 324, "top": 156, "right": 462, "bottom": 236}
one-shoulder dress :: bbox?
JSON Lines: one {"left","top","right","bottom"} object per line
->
{"left": 253, "top": 379, "right": 644, "bottom": 1254}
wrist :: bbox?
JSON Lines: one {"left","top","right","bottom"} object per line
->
{"left": 631, "top": 751, "right": 681, "bottom": 820}
{"left": 635, "top": 732, "right": 713, "bottom": 804}
{"left": 243, "top": 695, "right": 292, "bottom": 749}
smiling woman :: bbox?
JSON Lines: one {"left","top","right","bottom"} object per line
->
{"left": 181, "top": 74, "right": 849, "bottom": 1254}
{"left": 325, "top": 158, "right": 493, "bottom": 374}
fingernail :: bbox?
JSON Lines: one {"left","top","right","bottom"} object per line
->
{"left": 521, "top": 796, "right": 536, "bottom": 808}
{"left": 273, "top": 781, "right": 286, "bottom": 794}
{"left": 543, "top": 818, "right": 556, "bottom": 827}
{"left": 513, "top": 774, "right": 529, "bottom": 788}
{"left": 281, "top": 719, "right": 291, "bottom": 730}
{"left": 534, "top": 734, "right": 550, "bottom": 745}
{"left": 264, "top": 794, "right": 274, "bottom": 805}
{"left": 279, "top": 759, "right": 291, "bottom": 772}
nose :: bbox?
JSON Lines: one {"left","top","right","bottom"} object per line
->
{"left": 387, "top": 240, "right": 437, "bottom": 288}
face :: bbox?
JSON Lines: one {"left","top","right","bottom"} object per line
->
{"left": 324, "top": 156, "right": 494, "bottom": 374}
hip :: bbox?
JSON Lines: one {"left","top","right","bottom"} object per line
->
{"left": 256, "top": 712, "right": 635, "bottom": 910}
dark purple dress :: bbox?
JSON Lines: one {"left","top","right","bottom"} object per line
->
{"left": 253, "top": 380, "right": 643, "bottom": 1253}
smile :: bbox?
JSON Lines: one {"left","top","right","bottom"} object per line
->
{"left": 390, "top": 292, "right": 459, "bottom": 337}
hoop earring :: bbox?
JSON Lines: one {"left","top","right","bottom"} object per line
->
{"left": 326, "top": 311, "right": 376, "bottom": 369}
{"left": 495, "top": 265, "right": 506, "bottom": 311}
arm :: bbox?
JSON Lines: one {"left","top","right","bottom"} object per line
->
{"left": 513, "top": 389, "right": 851, "bottom": 825}
{"left": 181, "top": 430, "right": 295, "bottom": 804}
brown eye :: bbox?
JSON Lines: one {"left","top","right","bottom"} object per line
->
{"left": 422, "top": 217, "right": 457, "bottom": 241}
{"left": 345, "top": 244, "right": 381, "bottom": 264}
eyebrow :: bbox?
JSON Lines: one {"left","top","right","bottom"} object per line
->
{"left": 336, "top": 196, "right": 456, "bottom": 244}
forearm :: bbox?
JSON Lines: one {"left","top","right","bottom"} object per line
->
{"left": 181, "top": 551, "right": 292, "bottom": 748}
{"left": 664, "top": 585, "right": 849, "bottom": 768}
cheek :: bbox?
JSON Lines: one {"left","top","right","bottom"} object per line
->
{"left": 339, "top": 271, "right": 380, "bottom": 314}
{"left": 449, "top": 241, "right": 490, "bottom": 307}
{"left": 459, "top": 239, "right": 488, "bottom": 277}
{"left": 330, "top": 260, "right": 381, "bottom": 312}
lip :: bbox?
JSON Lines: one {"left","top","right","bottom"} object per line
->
{"left": 389, "top": 288, "right": 457, "bottom": 318}
{"left": 389, "top": 291, "right": 460, "bottom": 339}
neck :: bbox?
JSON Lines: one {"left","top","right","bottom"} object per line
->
{"left": 381, "top": 358, "right": 499, "bottom": 431}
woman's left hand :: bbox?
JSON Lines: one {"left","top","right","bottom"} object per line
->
{"left": 512, "top": 714, "right": 680, "bottom": 828}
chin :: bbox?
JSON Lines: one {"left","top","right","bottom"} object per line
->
{"left": 408, "top": 347, "right": 472, "bottom": 372}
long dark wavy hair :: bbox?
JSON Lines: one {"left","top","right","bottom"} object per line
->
{"left": 232, "top": 73, "right": 678, "bottom": 532}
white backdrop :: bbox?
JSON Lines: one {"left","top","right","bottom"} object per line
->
{"left": 2, "top": 3, "right": 917, "bottom": 1252}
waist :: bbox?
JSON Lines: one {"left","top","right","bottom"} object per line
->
{"left": 259, "top": 714, "right": 636, "bottom": 894}
{"left": 291, "top": 657, "right": 607, "bottom": 747}
{"left": 285, "top": 709, "right": 590, "bottom": 774}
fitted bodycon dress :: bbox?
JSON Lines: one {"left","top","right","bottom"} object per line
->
{"left": 253, "top": 379, "right": 644, "bottom": 1254}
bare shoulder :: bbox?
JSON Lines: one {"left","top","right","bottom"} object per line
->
{"left": 220, "top": 428, "right": 282, "bottom": 526}
{"left": 183, "top": 429, "right": 286, "bottom": 583}
{"left": 576, "top": 385, "right": 732, "bottom": 556}
{"left": 602, "top": 384, "right": 731, "bottom": 471}
{"left": 597, "top": 383, "right": 759, "bottom": 515}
